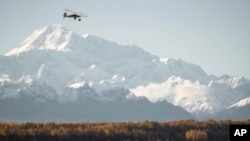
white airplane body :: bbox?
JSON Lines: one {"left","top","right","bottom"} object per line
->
{"left": 63, "top": 9, "right": 87, "bottom": 21}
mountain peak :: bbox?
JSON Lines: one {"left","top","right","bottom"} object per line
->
{"left": 1, "top": 24, "right": 250, "bottom": 120}
{"left": 228, "top": 97, "right": 250, "bottom": 108}
{"left": 5, "top": 24, "right": 74, "bottom": 56}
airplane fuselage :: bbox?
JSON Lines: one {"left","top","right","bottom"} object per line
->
{"left": 63, "top": 12, "right": 81, "bottom": 21}
{"left": 63, "top": 9, "right": 87, "bottom": 21}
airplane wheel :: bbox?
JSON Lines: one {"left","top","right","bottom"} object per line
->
{"left": 74, "top": 17, "right": 76, "bottom": 20}
{"left": 79, "top": 19, "right": 81, "bottom": 21}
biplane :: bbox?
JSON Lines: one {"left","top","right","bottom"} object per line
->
{"left": 63, "top": 9, "right": 88, "bottom": 21}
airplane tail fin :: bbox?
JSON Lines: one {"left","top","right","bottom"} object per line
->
{"left": 63, "top": 12, "right": 67, "bottom": 18}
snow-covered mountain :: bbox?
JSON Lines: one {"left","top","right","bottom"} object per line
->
{"left": 131, "top": 75, "right": 250, "bottom": 118}
{"left": 212, "top": 96, "right": 250, "bottom": 120}
{"left": 1, "top": 24, "right": 249, "bottom": 121}
{"left": 228, "top": 96, "right": 250, "bottom": 109}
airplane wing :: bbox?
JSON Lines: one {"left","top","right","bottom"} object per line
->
{"left": 64, "top": 9, "right": 88, "bottom": 17}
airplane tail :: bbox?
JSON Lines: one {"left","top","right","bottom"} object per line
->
{"left": 63, "top": 12, "right": 67, "bottom": 18}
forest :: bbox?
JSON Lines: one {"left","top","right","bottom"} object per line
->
{"left": 0, "top": 119, "right": 249, "bottom": 141}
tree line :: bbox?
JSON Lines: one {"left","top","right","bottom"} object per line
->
{"left": 0, "top": 119, "right": 249, "bottom": 141}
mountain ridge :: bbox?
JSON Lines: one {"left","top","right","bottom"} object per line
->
{"left": 1, "top": 24, "right": 249, "bottom": 120}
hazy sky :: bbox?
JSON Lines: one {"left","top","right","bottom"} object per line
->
{"left": 1, "top": 0, "right": 250, "bottom": 78}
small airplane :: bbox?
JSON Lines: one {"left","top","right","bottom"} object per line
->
{"left": 63, "top": 9, "right": 88, "bottom": 21}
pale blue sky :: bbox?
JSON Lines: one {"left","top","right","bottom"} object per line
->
{"left": 1, "top": 0, "right": 250, "bottom": 78}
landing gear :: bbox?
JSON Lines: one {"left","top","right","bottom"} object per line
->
{"left": 74, "top": 17, "right": 76, "bottom": 20}
{"left": 79, "top": 19, "right": 81, "bottom": 21}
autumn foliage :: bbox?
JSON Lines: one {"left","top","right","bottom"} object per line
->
{"left": 0, "top": 119, "right": 249, "bottom": 141}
